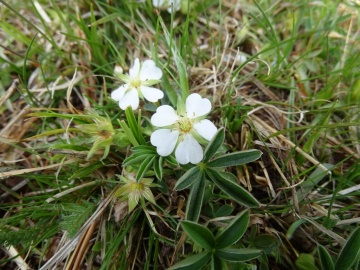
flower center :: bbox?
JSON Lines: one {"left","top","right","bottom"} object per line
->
{"left": 130, "top": 78, "right": 141, "bottom": 88}
{"left": 131, "top": 182, "right": 144, "bottom": 192}
{"left": 98, "top": 129, "right": 112, "bottom": 139}
{"left": 178, "top": 117, "right": 193, "bottom": 133}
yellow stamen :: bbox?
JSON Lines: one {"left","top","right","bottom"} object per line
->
{"left": 131, "top": 79, "right": 141, "bottom": 88}
{"left": 178, "top": 117, "right": 193, "bottom": 133}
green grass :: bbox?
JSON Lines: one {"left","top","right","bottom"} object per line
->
{"left": 0, "top": 0, "right": 360, "bottom": 269}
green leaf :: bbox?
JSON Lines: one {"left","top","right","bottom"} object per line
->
{"left": 215, "top": 248, "right": 262, "bottom": 262}
{"left": 136, "top": 155, "right": 156, "bottom": 181}
{"left": 154, "top": 156, "right": 163, "bottom": 180}
{"left": 211, "top": 255, "right": 222, "bottom": 270}
{"left": 161, "top": 71, "right": 178, "bottom": 107}
{"left": 123, "top": 153, "right": 153, "bottom": 167}
{"left": 206, "top": 169, "right": 260, "bottom": 208}
{"left": 203, "top": 127, "right": 225, "bottom": 162}
{"left": 181, "top": 221, "right": 215, "bottom": 250}
{"left": 335, "top": 227, "right": 360, "bottom": 270}
{"left": 286, "top": 218, "right": 307, "bottom": 239}
{"left": 295, "top": 163, "right": 333, "bottom": 203}
{"left": 49, "top": 143, "right": 88, "bottom": 152}
{"left": 175, "top": 166, "right": 201, "bottom": 191}
{"left": 215, "top": 210, "right": 249, "bottom": 249}
{"left": 252, "top": 234, "right": 279, "bottom": 254}
{"left": 214, "top": 204, "right": 234, "bottom": 218}
{"left": 318, "top": 246, "right": 334, "bottom": 270}
{"left": 131, "top": 145, "right": 157, "bottom": 153}
{"left": 207, "top": 150, "right": 262, "bottom": 168}
{"left": 70, "top": 162, "right": 103, "bottom": 180}
{"left": 24, "top": 128, "right": 78, "bottom": 141}
{"left": 118, "top": 120, "right": 139, "bottom": 147}
{"left": 59, "top": 201, "right": 95, "bottom": 237}
{"left": 165, "top": 155, "right": 179, "bottom": 166}
{"left": 295, "top": 253, "right": 319, "bottom": 270}
{"left": 185, "top": 172, "right": 205, "bottom": 222}
{"left": 123, "top": 107, "right": 145, "bottom": 145}
{"left": 176, "top": 95, "right": 186, "bottom": 116}
{"left": 168, "top": 252, "right": 211, "bottom": 270}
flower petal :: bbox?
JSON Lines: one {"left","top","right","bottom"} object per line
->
{"left": 194, "top": 120, "right": 217, "bottom": 141}
{"left": 151, "top": 129, "right": 179, "bottom": 156}
{"left": 185, "top": 93, "right": 212, "bottom": 119}
{"left": 111, "top": 84, "right": 128, "bottom": 101}
{"left": 140, "top": 86, "right": 164, "bottom": 102}
{"left": 167, "top": 0, "right": 181, "bottom": 12}
{"left": 175, "top": 134, "right": 203, "bottom": 164}
{"left": 152, "top": 0, "right": 165, "bottom": 7}
{"left": 140, "top": 60, "right": 162, "bottom": 81}
{"left": 119, "top": 88, "right": 139, "bottom": 110}
{"left": 129, "top": 58, "right": 140, "bottom": 78}
{"left": 151, "top": 105, "right": 179, "bottom": 127}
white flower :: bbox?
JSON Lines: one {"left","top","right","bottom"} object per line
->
{"left": 111, "top": 58, "right": 164, "bottom": 110}
{"left": 152, "top": 0, "right": 181, "bottom": 13}
{"left": 150, "top": 93, "right": 217, "bottom": 164}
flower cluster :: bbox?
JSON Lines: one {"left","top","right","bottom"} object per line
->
{"left": 111, "top": 58, "right": 217, "bottom": 165}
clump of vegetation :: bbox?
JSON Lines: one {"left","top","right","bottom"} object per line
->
{"left": 0, "top": 1, "right": 359, "bottom": 269}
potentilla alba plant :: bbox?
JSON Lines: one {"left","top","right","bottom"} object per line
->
{"left": 111, "top": 58, "right": 164, "bottom": 110}
{"left": 152, "top": 0, "right": 181, "bottom": 13}
{"left": 150, "top": 93, "right": 217, "bottom": 164}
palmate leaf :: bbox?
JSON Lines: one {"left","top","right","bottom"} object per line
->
{"left": 185, "top": 172, "right": 205, "bottom": 222}
{"left": 168, "top": 252, "right": 211, "bottom": 270}
{"left": 203, "top": 127, "right": 225, "bottom": 162}
{"left": 181, "top": 221, "right": 215, "bottom": 250}
{"left": 215, "top": 210, "right": 249, "bottom": 249}
{"left": 207, "top": 149, "right": 262, "bottom": 168}
{"left": 335, "top": 226, "right": 360, "bottom": 270}
{"left": 206, "top": 168, "right": 260, "bottom": 208}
